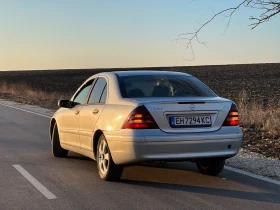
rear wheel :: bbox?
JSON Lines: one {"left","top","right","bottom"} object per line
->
{"left": 97, "top": 134, "right": 123, "bottom": 181}
{"left": 52, "top": 123, "right": 68, "bottom": 158}
{"left": 196, "top": 158, "right": 225, "bottom": 176}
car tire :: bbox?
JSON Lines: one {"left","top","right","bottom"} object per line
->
{"left": 97, "top": 134, "right": 123, "bottom": 181}
{"left": 196, "top": 158, "right": 225, "bottom": 176}
{"left": 52, "top": 123, "right": 68, "bottom": 158}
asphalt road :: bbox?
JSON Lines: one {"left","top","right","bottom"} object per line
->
{"left": 0, "top": 104, "right": 279, "bottom": 210}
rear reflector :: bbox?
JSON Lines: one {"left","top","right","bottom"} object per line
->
{"left": 223, "top": 103, "right": 239, "bottom": 126}
{"left": 122, "top": 106, "right": 159, "bottom": 129}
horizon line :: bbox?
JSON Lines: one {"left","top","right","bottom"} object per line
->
{"left": 1, "top": 62, "right": 280, "bottom": 72}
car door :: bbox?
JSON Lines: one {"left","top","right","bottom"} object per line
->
{"left": 78, "top": 77, "right": 108, "bottom": 152}
{"left": 59, "top": 80, "right": 94, "bottom": 148}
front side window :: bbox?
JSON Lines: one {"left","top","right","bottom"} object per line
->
{"left": 73, "top": 81, "right": 93, "bottom": 105}
{"left": 118, "top": 75, "right": 216, "bottom": 98}
{"left": 88, "top": 77, "right": 107, "bottom": 104}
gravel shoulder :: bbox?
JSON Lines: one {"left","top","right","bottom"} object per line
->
{"left": 1, "top": 98, "right": 279, "bottom": 181}
{"left": 226, "top": 149, "right": 280, "bottom": 181}
{"left": 0, "top": 98, "right": 55, "bottom": 117}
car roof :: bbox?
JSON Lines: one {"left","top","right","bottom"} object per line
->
{"left": 112, "top": 70, "right": 191, "bottom": 77}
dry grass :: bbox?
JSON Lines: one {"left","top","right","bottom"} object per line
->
{"left": 0, "top": 82, "right": 70, "bottom": 100}
{"left": 236, "top": 90, "right": 280, "bottom": 136}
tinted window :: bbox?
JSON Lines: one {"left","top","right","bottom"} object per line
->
{"left": 118, "top": 75, "right": 216, "bottom": 98}
{"left": 100, "top": 85, "right": 107, "bottom": 103}
{"left": 73, "top": 81, "right": 93, "bottom": 104}
{"left": 88, "top": 78, "right": 107, "bottom": 103}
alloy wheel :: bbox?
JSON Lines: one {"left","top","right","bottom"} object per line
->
{"left": 98, "top": 139, "right": 110, "bottom": 175}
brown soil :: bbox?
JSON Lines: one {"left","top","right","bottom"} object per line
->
{"left": 1, "top": 63, "right": 280, "bottom": 159}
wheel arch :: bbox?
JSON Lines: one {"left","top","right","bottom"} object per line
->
{"left": 93, "top": 129, "right": 104, "bottom": 159}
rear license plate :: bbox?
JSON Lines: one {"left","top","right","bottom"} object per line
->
{"left": 170, "top": 116, "right": 212, "bottom": 128}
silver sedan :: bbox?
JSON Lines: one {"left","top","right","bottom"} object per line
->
{"left": 50, "top": 71, "right": 243, "bottom": 181}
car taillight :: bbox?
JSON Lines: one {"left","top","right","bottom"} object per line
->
{"left": 223, "top": 103, "right": 239, "bottom": 126}
{"left": 122, "top": 106, "right": 159, "bottom": 129}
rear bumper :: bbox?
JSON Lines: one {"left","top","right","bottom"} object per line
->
{"left": 105, "top": 127, "right": 243, "bottom": 165}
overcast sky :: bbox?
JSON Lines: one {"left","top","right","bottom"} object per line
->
{"left": 1, "top": 0, "right": 279, "bottom": 70}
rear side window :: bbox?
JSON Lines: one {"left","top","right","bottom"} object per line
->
{"left": 118, "top": 75, "right": 216, "bottom": 98}
{"left": 88, "top": 77, "right": 107, "bottom": 103}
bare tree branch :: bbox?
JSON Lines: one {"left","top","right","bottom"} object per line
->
{"left": 177, "top": 0, "right": 280, "bottom": 60}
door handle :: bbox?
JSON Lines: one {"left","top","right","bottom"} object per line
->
{"left": 75, "top": 110, "right": 80, "bottom": 115}
{"left": 92, "top": 109, "right": 99, "bottom": 114}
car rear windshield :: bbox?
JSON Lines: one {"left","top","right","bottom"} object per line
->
{"left": 118, "top": 74, "right": 216, "bottom": 98}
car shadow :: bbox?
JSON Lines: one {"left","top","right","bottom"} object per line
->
{"left": 59, "top": 153, "right": 280, "bottom": 204}
{"left": 135, "top": 161, "right": 280, "bottom": 192}
{"left": 119, "top": 162, "right": 280, "bottom": 204}
{"left": 121, "top": 179, "right": 280, "bottom": 204}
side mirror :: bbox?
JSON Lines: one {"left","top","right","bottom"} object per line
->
{"left": 58, "top": 100, "right": 73, "bottom": 108}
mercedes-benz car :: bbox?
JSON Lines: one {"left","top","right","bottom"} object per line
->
{"left": 50, "top": 71, "right": 243, "bottom": 181}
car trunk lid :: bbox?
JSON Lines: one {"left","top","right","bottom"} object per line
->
{"left": 132, "top": 97, "right": 233, "bottom": 133}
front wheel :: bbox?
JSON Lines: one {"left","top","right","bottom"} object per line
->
{"left": 97, "top": 135, "right": 123, "bottom": 181}
{"left": 196, "top": 158, "right": 225, "bottom": 176}
{"left": 51, "top": 123, "right": 68, "bottom": 158}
